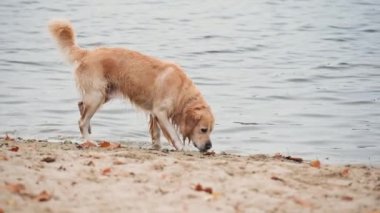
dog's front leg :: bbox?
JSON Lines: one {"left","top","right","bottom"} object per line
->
{"left": 154, "top": 112, "right": 183, "bottom": 151}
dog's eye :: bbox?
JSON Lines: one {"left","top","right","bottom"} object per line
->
{"left": 201, "top": 128, "right": 208, "bottom": 133}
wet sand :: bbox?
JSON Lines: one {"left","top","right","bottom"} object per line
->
{"left": 0, "top": 137, "right": 379, "bottom": 213}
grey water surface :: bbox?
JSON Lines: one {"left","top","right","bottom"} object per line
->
{"left": 0, "top": 0, "right": 379, "bottom": 164}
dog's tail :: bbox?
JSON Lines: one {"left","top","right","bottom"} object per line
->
{"left": 48, "top": 19, "right": 86, "bottom": 64}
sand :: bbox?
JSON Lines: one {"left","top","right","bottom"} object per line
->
{"left": 0, "top": 137, "right": 379, "bottom": 213}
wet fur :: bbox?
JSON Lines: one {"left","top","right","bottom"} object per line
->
{"left": 48, "top": 19, "right": 214, "bottom": 151}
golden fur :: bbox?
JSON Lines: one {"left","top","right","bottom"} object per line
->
{"left": 48, "top": 19, "right": 214, "bottom": 151}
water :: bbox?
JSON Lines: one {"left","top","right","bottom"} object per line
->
{"left": 1, "top": 0, "right": 379, "bottom": 164}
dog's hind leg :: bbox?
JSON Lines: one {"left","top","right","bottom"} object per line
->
{"left": 78, "top": 91, "right": 105, "bottom": 139}
{"left": 78, "top": 101, "right": 91, "bottom": 134}
{"left": 149, "top": 114, "right": 161, "bottom": 150}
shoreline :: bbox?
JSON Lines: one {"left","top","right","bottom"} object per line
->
{"left": 2, "top": 134, "right": 377, "bottom": 165}
{"left": 0, "top": 138, "right": 379, "bottom": 212}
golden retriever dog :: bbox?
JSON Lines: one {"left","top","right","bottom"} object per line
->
{"left": 48, "top": 19, "right": 214, "bottom": 152}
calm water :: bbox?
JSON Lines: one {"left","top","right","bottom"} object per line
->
{"left": 0, "top": 0, "right": 379, "bottom": 164}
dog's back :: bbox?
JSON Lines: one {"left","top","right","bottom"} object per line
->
{"left": 49, "top": 20, "right": 188, "bottom": 111}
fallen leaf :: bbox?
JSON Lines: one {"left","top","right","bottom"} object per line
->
{"left": 86, "top": 161, "right": 95, "bottom": 166}
{"left": 77, "top": 140, "right": 97, "bottom": 149}
{"left": 4, "top": 182, "right": 53, "bottom": 202}
{"left": 9, "top": 146, "right": 19, "bottom": 152}
{"left": 99, "top": 141, "right": 111, "bottom": 148}
{"left": 204, "top": 187, "right": 213, "bottom": 194}
{"left": 340, "top": 168, "right": 350, "bottom": 177}
{"left": 194, "top": 183, "right": 203, "bottom": 191}
{"left": 271, "top": 176, "right": 285, "bottom": 183}
{"left": 101, "top": 167, "right": 112, "bottom": 176}
{"left": 99, "top": 140, "right": 121, "bottom": 149}
{"left": 0, "top": 207, "right": 4, "bottom": 213}
{"left": 5, "top": 182, "right": 26, "bottom": 194}
{"left": 285, "top": 156, "right": 303, "bottom": 163}
{"left": 310, "top": 160, "right": 321, "bottom": 168}
{"left": 33, "top": 190, "right": 52, "bottom": 202}
{"left": 41, "top": 156, "right": 56, "bottom": 163}
{"left": 193, "top": 183, "right": 213, "bottom": 194}
{"left": 341, "top": 195, "right": 353, "bottom": 201}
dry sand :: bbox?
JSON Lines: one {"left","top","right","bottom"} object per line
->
{"left": 0, "top": 137, "right": 379, "bottom": 213}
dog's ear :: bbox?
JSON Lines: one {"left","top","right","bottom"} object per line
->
{"left": 180, "top": 106, "right": 203, "bottom": 139}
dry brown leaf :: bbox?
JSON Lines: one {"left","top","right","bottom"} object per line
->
{"left": 4, "top": 182, "right": 52, "bottom": 202}
{"left": 285, "top": 156, "right": 303, "bottom": 163}
{"left": 193, "top": 183, "right": 213, "bottom": 194}
{"left": 99, "top": 141, "right": 121, "bottom": 149}
{"left": 86, "top": 161, "right": 95, "bottom": 166}
{"left": 341, "top": 195, "right": 353, "bottom": 201}
{"left": 274, "top": 154, "right": 303, "bottom": 163}
{"left": 204, "top": 187, "right": 213, "bottom": 194}
{"left": 0, "top": 207, "right": 4, "bottom": 213}
{"left": 9, "top": 146, "right": 19, "bottom": 152}
{"left": 99, "top": 141, "right": 111, "bottom": 148}
{"left": 101, "top": 167, "right": 112, "bottom": 176}
{"left": 33, "top": 190, "right": 52, "bottom": 202}
{"left": 41, "top": 156, "right": 56, "bottom": 163}
{"left": 5, "top": 182, "right": 26, "bottom": 194}
{"left": 78, "top": 140, "right": 97, "bottom": 149}
{"left": 271, "top": 176, "right": 285, "bottom": 183}
{"left": 194, "top": 183, "right": 203, "bottom": 191}
{"left": 310, "top": 160, "right": 321, "bottom": 168}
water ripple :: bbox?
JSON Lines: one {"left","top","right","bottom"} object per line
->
{"left": 0, "top": 0, "right": 379, "bottom": 164}
{"left": 4, "top": 60, "right": 44, "bottom": 66}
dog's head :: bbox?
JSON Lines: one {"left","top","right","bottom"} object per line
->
{"left": 181, "top": 103, "right": 214, "bottom": 152}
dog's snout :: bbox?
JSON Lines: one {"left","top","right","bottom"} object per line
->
{"left": 197, "top": 141, "right": 212, "bottom": 152}
{"left": 205, "top": 141, "right": 212, "bottom": 150}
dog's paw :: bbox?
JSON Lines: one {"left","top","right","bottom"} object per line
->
{"left": 151, "top": 143, "right": 161, "bottom": 150}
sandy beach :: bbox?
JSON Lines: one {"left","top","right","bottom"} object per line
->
{"left": 0, "top": 137, "right": 379, "bottom": 213}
